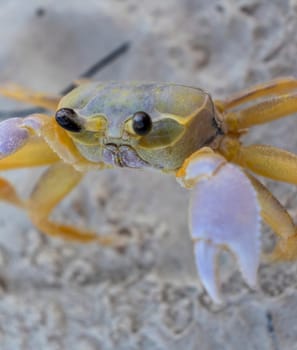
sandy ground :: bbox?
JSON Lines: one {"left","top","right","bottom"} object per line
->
{"left": 1, "top": 0, "right": 297, "bottom": 349}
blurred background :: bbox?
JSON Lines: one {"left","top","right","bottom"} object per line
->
{"left": 0, "top": 0, "right": 297, "bottom": 349}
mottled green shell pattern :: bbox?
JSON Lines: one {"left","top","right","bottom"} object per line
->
{"left": 58, "top": 82, "right": 218, "bottom": 170}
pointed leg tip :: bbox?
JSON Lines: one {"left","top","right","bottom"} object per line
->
{"left": 264, "top": 236, "right": 297, "bottom": 262}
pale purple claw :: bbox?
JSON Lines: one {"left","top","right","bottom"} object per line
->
{"left": 178, "top": 151, "right": 261, "bottom": 302}
{"left": 195, "top": 241, "right": 221, "bottom": 303}
{"left": 0, "top": 118, "right": 29, "bottom": 157}
{"left": 0, "top": 116, "right": 42, "bottom": 158}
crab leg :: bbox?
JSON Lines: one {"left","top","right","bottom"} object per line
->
{"left": 246, "top": 173, "right": 297, "bottom": 262}
{"left": 27, "top": 162, "right": 119, "bottom": 245}
{"left": 0, "top": 115, "right": 60, "bottom": 207}
{"left": 246, "top": 173, "right": 295, "bottom": 239}
{"left": 0, "top": 114, "right": 122, "bottom": 246}
{"left": 219, "top": 138, "right": 297, "bottom": 261}
{"left": 223, "top": 91, "right": 297, "bottom": 132}
{"left": 0, "top": 118, "right": 59, "bottom": 169}
{"left": 177, "top": 148, "right": 261, "bottom": 302}
{"left": 216, "top": 77, "right": 297, "bottom": 111}
{"left": 0, "top": 84, "right": 60, "bottom": 111}
{"left": 0, "top": 178, "right": 22, "bottom": 207}
{"left": 220, "top": 137, "right": 297, "bottom": 185}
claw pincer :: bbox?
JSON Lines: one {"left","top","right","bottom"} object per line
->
{"left": 177, "top": 149, "right": 261, "bottom": 302}
{"left": 0, "top": 118, "right": 30, "bottom": 157}
{"left": 0, "top": 116, "right": 42, "bottom": 157}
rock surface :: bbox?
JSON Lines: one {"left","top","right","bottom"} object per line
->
{"left": 0, "top": 0, "right": 297, "bottom": 349}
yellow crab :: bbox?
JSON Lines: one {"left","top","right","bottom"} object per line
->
{"left": 0, "top": 78, "right": 297, "bottom": 302}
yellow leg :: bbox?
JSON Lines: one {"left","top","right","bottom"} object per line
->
{"left": 220, "top": 139, "right": 297, "bottom": 261}
{"left": 247, "top": 174, "right": 297, "bottom": 261}
{"left": 0, "top": 136, "right": 59, "bottom": 170}
{"left": 0, "top": 129, "right": 59, "bottom": 206}
{"left": 214, "top": 78, "right": 297, "bottom": 261}
{"left": 247, "top": 173, "right": 295, "bottom": 240}
{"left": 266, "top": 233, "right": 297, "bottom": 262}
{"left": 224, "top": 91, "right": 297, "bottom": 131}
{"left": 0, "top": 115, "right": 60, "bottom": 207}
{"left": 220, "top": 137, "right": 297, "bottom": 185}
{"left": 0, "top": 178, "right": 23, "bottom": 207}
{"left": 27, "top": 163, "right": 122, "bottom": 246}
{"left": 0, "top": 113, "right": 118, "bottom": 245}
{"left": 216, "top": 77, "right": 297, "bottom": 110}
{"left": 0, "top": 84, "right": 60, "bottom": 110}
{"left": 247, "top": 173, "right": 297, "bottom": 262}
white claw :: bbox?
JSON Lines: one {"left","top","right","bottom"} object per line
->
{"left": 195, "top": 241, "right": 222, "bottom": 303}
{"left": 178, "top": 151, "right": 261, "bottom": 302}
{"left": 0, "top": 116, "right": 42, "bottom": 158}
{"left": 0, "top": 118, "right": 29, "bottom": 157}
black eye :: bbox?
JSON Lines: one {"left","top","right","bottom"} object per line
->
{"left": 132, "top": 111, "right": 152, "bottom": 136}
{"left": 55, "top": 108, "right": 82, "bottom": 132}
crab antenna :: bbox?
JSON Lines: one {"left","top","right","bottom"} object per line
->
{"left": 60, "top": 41, "right": 130, "bottom": 95}
{"left": 0, "top": 41, "right": 130, "bottom": 118}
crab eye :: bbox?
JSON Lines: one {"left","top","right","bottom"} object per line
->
{"left": 55, "top": 108, "right": 82, "bottom": 132}
{"left": 132, "top": 111, "right": 152, "bottom": 136}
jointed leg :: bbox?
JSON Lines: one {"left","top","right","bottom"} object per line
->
{"left": 247, "top": 173, "right": 295, "bottom": 240}
{"left": 220, "top": 138, "right": 297, "bottom": 261}
{"left": 0, "top": 135, "right": 59, "bottom": 170}
{"left": 214, "top": 77, "right": 297, "bottom": 132}
{"left": 0, "top": 80, "right": 91, "bottom": 111}
{"left": 27, "top": 163, "right": 123, "bottom": 246}
{"left": 247, "top": 173, "right": 297, "bottom": 261}
{"left": 216, "top": 77, "right": 297, "bottom": 111}
{"left": 0, "top": 178, "right": 22, "bottom": 207}
{"left": 220, "top": 137, "right": 297, "bottom": 185}
{"left": 0, "top": 114, "right": 122, "bottom": 246}
{"left": 0, "top": 114, "right": 60, "bottom": 207}
{"left": 0, "top": 84, "right": 60, "bottom": 111}
{"left": 223, "top": 91, "right": 297, "bottom": 131}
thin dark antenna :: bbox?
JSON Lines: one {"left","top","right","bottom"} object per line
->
{"left": 60, "top": 41, "right": 130, "bottom": 95}
{"left": 0, "top": 41, "right": 130, "bottom": 119}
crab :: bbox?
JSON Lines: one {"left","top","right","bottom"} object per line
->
{"left": 0, "top": 78, "right": 297, "bottom": 302}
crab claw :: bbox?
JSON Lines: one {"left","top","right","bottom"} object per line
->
{"left": 0, "top": 116, "right": 42, "bottom": 158}
{"left": 177, "top": 149, "right": 261, "bottom": 302}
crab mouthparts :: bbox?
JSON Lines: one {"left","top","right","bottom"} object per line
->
{"left": 103, "top": 144, "right": 149, "bottom": 168}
